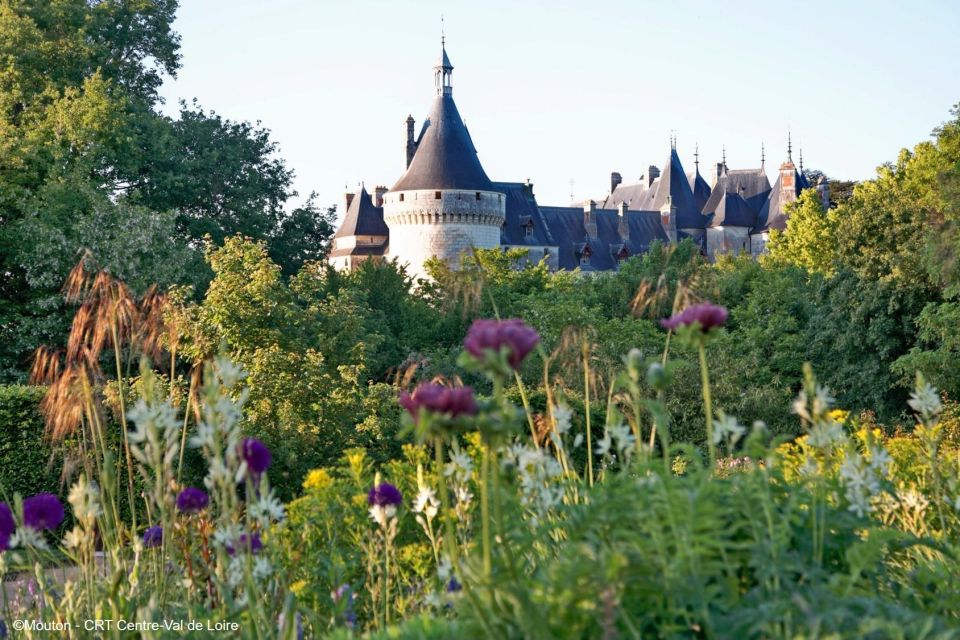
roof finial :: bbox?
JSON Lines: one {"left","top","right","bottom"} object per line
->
{"left": 694, "top": 142, "right": 699, "bottom": 170}
{"left": 799, "top": 147, "right": 804, "bottom": 173}
{"left": 787, "top": 129, "right": 793, "bottom": 162}
{"left": 441, "top": 13, "right": 445, "bottom": 48}
{"left": 722, "top": 144, "right": 727, "bottom": 167}
{"left": 761, "top": 142, "right": 765, "bottom": 167}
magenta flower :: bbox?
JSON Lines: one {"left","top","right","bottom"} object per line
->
{"left": 367, "top": 482, "right": 403, "bottom": 507}
{"left": 240, "top": 438, "right": 272, "bottom": 476}
{"left": 22, "top": 493, "right": 64, "bottom": 531}
{"left": 176, "top": 487, "right": 209, "bottom": 514}
{"left": 398, "top": 383, "right": 478, "bottom": 423}
{"left": 226, "top": 532, "right": 263, "bottom": 556}
{"left": 464, "top": 318, "right": 540, "bottom": 370}
{"left": 0, "top": 502, "right": 14, "bottom": 551}
{"left": 660, "top": 303, "right": 729, "bottom": 333}
{"left": 143, "top": 526, "right": 163, "bottom": 548}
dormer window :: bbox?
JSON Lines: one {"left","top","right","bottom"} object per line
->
{"left": 525, "top": 225, "right": 534, "bottom": 238}
{"left": 580, "top": 254, "right": 591, "bottom": 267}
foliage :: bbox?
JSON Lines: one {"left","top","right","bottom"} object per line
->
{"left": 0, "top": 386, "right": 62, "bottom": 502}
{"left": 766, "top": 188, "right": 838, "bottom": 276}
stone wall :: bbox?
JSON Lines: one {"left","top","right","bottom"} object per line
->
{"left": 706, "top": 226, "right": 750, "bottom": 259}
{"left": 383, "top": 188, "right": 506, "bottom": 281}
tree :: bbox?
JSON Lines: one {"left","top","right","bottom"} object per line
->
{"left": 766, "top": 189, "right": 838, "bottom": 276}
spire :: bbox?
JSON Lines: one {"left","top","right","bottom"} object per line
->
{"left": 761, "top": 142, "right": 765, "bottom": 168}
{"left": 799, "top": 147, "right": 804, "bottom": 173}
{"left": 787, "top": 130, "right": 793, "bottom": 162}
{"left": 694, "top": 143, "right": 699, "bottom": 171}
{"left": 722, "top": 145, "right": 727, "bottom": 168}
{"left": 434, "top": 20, "right": 453, "bottom": 96}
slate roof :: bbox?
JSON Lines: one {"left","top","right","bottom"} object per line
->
{"left": 332, "top": 186, "right": 389, "bottom": 239}
{"left": 601, "top": 182, "right": 649, "bottom": 209}
{"left": 702, "top": 168, "right": 771, "bottom": 228}
{"left": 687, "top": 169, "right": 712, "bottom": 212}
{"left": 538, "top": 206, "right": 669, "bottom": 270}
{"left": 755, "top": 163, "right": 805, "bottom": 233}
{"left": 647, "top": 149, "right": 707, "bottom": 229}
{"left": 495, "top": 182, "right": 556, "bottom": 246}
{"left": 391, "top": 94, "right": 494, "bottom": 192}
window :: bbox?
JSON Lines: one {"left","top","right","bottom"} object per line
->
{"left": 399, "top": 194, "right": 404, "bottom": 202}
{"left": 435, "top": 191, "right": 441, "bottom": 199}
{"left": 524, "top": 224, "right": 534, "bottom": 238}
{"left": 579, "top": 254, "right": 590, "bottom": 267}
{"left": 476, "top": 192, "right": 481, "bottom": 201}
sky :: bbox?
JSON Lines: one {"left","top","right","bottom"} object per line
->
{"left": 158, "top": 0, "right": 960, "bottom": 212}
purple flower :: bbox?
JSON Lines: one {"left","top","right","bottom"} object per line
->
{"left": 464, "top": 318, "right": 540, "bottom": 370}
{"left": 226, "top": 532, "right": 263, "bottom": 556}
{"left": 22, "top": 493, "right": 64, "bottom": 531}
{"left": 176, "top": 487, "right": 209, "bottom": 514}
{"left": 660, "top": 303, "right": 729, "bottom": 333}
{"left": 446, "top": 576, "right": 463, "bottom": 593}
{"left": 367, "top": 482, "right": 403, "bottom": 507}
{"left": 240, "top": 438, "right": 272, "bottom": 476}
{"left": 398, "top": 383, "right": 478, "bottom": 423}
{"left": 0, "top": 503, "right": 14, "bottom": 552}
{"left": 143, "top": 526, "right": 163, "bottom": 548}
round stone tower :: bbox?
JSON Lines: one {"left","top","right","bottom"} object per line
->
{"left": 383, "top": 43, "right": 505, "bottom": 281}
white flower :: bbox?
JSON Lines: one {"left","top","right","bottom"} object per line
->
{"left": 553, "top": 405, "right": 573, "bottom": 435}
{"left": 573, "top": 433, "right": 584, "bottom": 449}
{"left": 249, "top": 491, "right": 286, "bottom": 525}
{"left": 444, "top": 450, "right": 473, "bottom": 483}
{"left": 368, "top": 504, "right": 397, "bottom": 528}
{"left": 712, "top": 412, "right": 745, "bottom": 446}
{"left": 62, "top": 526, "right": 87, "bottom": 549}
{"left": 413, "top": 487, "right": 439, "bottom": 519}
{"left": 868, "top": 446, "right": 893, "bottom": 477}
{"left": 455, "top": 486, "right": 473, "bottom": 507}
{"left": 9, "top": 528, "right": 48, "bottom": 550}
{"left": 253, "top": 556, "right": 273, "bottom": 581}
{"left": 436, "top": 557, "right": 452, "bottom": 581}
{"left": 808, "top": 420, "right": 845, "bottom": 449}
{"left": 908, "top": 383, "right": 942, "bottom": 420}
{"left": 67, "top": 476, "right": 101, "bottom": 524}
{"left": 596, "top": 431, "right": 613, "bottom": 457}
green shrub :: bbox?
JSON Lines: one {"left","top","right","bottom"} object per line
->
{"left": 0, "top": 385, "right": 63, "bottom": 500}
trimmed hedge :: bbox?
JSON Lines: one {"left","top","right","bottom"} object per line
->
{"left": 0, "top": 385, "right": 63, "bottom": 500}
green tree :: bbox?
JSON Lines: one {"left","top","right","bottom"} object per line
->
{"left": 766, "top": 189, "right": 838, "bottom": 276}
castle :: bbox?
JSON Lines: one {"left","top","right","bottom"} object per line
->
{"left": 328, "top": 43, "right": 829, "bottom": 279}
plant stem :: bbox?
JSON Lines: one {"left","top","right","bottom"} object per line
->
{"left": 480, "top": 442, "right": 492, "bottom": 576}
{"left": 698, "top": 342, "right": 716, "bottom": 469}
{"left": 583, "top": 340, "right": 594, "bottom": 487}
{"left": 434, "top": 438, "right": 460, "bottom": 573}
{"left": 111, "top": 325, "right": 137, "bottom": 531}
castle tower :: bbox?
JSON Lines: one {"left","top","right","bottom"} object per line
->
{"left": 382, "top": 42, "right": 505, "bottom": 281}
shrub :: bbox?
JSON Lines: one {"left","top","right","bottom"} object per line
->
{"left": 0, "top": 386, "right": 63, "bottom": 499}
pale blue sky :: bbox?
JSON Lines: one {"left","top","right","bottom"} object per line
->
{"left": 159, "top": 0, "right": 960, "bottom": 211}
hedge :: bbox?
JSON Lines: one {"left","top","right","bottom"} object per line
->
{"left": 0, "top": 385, "right": 63, "bottom": 501}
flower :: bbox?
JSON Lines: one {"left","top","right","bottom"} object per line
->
{"left": 712, "top": 412, "right": 746, "bottom": 446}
{"left": 176, "top": 487, "right": 210, "bottom": 514}
{"left": 226, "top": 532, "right": 263, "bottom": 556}
{"left": 240, "top": 438, "right": 272, "bottom": 476}
{"left": 368, "top": 482, "right": 403, "bottom": 507}
{"left": 398, "top": 383, "right": 478, "bottom": 423}
{"left": 412, "top": 486, "right": 439, "bottom": 518}
{"left": 142, "top": 525, "right": 163, "bottom": 548}
{"left": 0, "top": 503, "right": 14, "bottom": 552}
{"left": 464, "top": 318, "right": 540, "bottom": 370}
{"left": 23, "top": 493, "right": 65, "bottom": 531}
{"left": 446, "top": 576, "right": 463, "bottom": 593}
{"left": 660, "top": 303, "right": 728, "bottom": 332}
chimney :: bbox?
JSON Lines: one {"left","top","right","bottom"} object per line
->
{"left": 373, "top": 186, "right": 388, "bottom": 208}
{"left": 583, "top": 200, "right": 598, "bottom": 238}
{"left": 646, "top": 165, "right": 661, "bottom": 187}
{"left": 715, "top": 162, "right": 725, "bottom": 184}
{"left": 610, "top": 171, "right": 622, "bottom": 194}
{"left": 344, "top": 192, "right": 355, "bottom": 211}
{"left": 816, "top": 176, "right": 830, "bottom": 210}
{"left": 405, "top": 115, "right": 417, "bottom": 168}
{"left": 617, "top": 201, "right": 629, "bottom": 242}
{"left": 523, "top": 178, "right": 534, "bottom": 198}
{"left": 659, "top": 194, "right": 677, "bottom": 243}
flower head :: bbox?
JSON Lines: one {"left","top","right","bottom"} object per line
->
{"left": 660, "top": 303, "right": 728, "bottom": 333}
{"left": 464, "top": 318, "right": 540, "bottom": 370}
{"left": 23, "top": 493, "right": 65, "bottom": 531}
{"left": 176, "top": 487, "right": 210, "bottom": 514}
{"left": 398, "top": 383, "right": 478, "bottom": 422}
{"left": 0, "top": 502, "right": 14, "bottom": 551}
{"left": 226, "top": 532, "right": 263, "bottom": 556}
{"left": 240, "top": 438, "right": 272, "bottom": 476}
{"left": 142, "top": 525, "right": 163, "bottom": 549}
{"left": 368, "top": 482, "right": 403, "bottom": 507}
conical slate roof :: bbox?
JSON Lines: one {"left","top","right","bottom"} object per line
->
{"left": 391, "top": 94, "right": 494, "bottom": 192}
{"left": 333, "top": 186, "right": 389, "bottom": 239}
{"left": 651, "top": 149, "right": 706, "bottom": 229}
{"left": 687, "top": 169, "right": 711, "bottom": 212}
